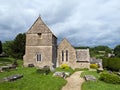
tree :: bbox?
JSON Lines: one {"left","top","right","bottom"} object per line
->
{"left": 90, "top": 45, "right": 112, "bottom": 57}
{"left": 2, "top": 41, "right": 14, "bottom": 56}
{"left": 11, "top": 33, "right": 26, "bottom": 59}
{"left": 94, "top": 45, "right": 112, "bottom": 53}
{"left": 114, "top": 45, "right": 120, "bottom": 57}
{"left": 0, "top": 41, "right": 2, "bottom": 54}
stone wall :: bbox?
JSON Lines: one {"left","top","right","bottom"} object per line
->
{"left": 90, "top": 57, "right": 102, "bottom": 64}
{"left": 74, "top": 62, "right": 90, "bottom": 69}
{"left": 26, "top": 33, "right": 53, "bottom": 46}
{"left": 76, "top": 49, "right": 90, "bottom": 62}
{"left": 24, "top": 46, "right": 53, "bottom": 67}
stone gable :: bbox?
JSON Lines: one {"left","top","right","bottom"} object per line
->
{"left": 57, "top": 38, "right": 76, "bottom": 67}
{"left": 27, "top": 17, "right": 52, "bottom": 34}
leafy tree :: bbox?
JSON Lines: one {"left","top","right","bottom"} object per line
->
{"left": 11, "top": 33, "right": 26, "bottom": 59}
{"left": 94, "top": 45, "right": 112, "bottom": 53}
{"left": 114, "top": 45, "right": 120, "bottom": 57}
{"left": 2, "top": 41, "right": 14, "bottom": 56}
{"left": 0, "top": 41, "right": 2, "bottom": 54}
{"left": 90, "top": 45, "right": 112, "bottom": 57}
{"left": 89, "top": 47, "right": 98, "bottom": 57}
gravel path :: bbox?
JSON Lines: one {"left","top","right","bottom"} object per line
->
{"left": 62, "top": 71, "right": 84, "bottom": 90}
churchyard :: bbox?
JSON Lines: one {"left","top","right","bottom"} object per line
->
{"left": 0, "top": 57, "right": 120, "bottom": 90}
{"left": 0, "top": 57, "right": 69, "bottom": 90}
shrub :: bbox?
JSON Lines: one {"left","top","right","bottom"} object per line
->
{"left": 99, "top": 72, "right": 120, "bottom": 84}
{"left": 102, "top": 58, "right": 120, "bottom": 71}
{"left": 102, "top": 57, "right": 109, "bottom": 69}
{"left": 60, "top": 64, "right": 69, "bottom": 69}
{"left": 90, "top": 64, "right": 98, "bottom": 69}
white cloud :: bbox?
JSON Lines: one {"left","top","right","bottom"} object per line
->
{"left": 0, "top": 0, "right": 120, "bottom": 48}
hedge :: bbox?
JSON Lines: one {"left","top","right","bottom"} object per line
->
{"left": 102, "top": 58, "right": 120, "bottom": 71}
{"left": 99, "top": 72, "right": 120, "bottom": 84}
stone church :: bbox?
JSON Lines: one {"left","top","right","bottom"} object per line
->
{"left": 23, "top": 16, "right": 90, "bottom": 69}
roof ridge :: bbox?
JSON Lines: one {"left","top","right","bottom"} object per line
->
{"left": 58, "top": 38, "right": 75, "bottom": 50}
{"left": 26, "top": 16, "right": 57, "bottom": 38}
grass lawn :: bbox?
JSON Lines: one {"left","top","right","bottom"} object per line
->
{"left": 0, "top": 57, "right": 67, "bottom": 90}
{"left": 81, "top": 70, "right": 120, "bottom": 90}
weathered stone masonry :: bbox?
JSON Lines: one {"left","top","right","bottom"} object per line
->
{"left": 23, "top": 17, "right": 90, "bottom": 69}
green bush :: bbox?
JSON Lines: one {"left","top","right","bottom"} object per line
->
{"left": 102, "top": 57, "right": 109, "bottom": 69}
{"left": 102, "top": 58, "right": 120, "bottom": 71}
{"left": 99, "top": 72, "right": 120, "bottom": 84}
{"left": 60, "top": 64, "right": 69, "bottom": 69}
{"left": 90, "top": 64, "right": 98, "bottom": 69}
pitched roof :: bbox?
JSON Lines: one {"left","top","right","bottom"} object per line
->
{"left": 58, "top": 38, "right": 74, "bottom": 49}
{"left": 76, "top": 49, "right": 90, "bottom": 62}
{"left": 27, "top": 16, "right": 57, "bottom": 37}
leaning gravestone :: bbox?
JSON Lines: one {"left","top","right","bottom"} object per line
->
{"left": 84, "top": 75, "right": 96, "bottom": 81}
{"left": 64, "top": 72, "right": 71, "bottom": 77}
{"left": 53, "top": 71, "right": 71, "bottom": 78}
{"left": 4, "top": 74, "right": 23, "bottom": 82}
{"left": 53, "top": 72, "right": 66, "bottom": 78}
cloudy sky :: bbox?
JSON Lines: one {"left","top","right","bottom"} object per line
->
{"left": 0, "top": 0, "right": 120, "bottom": 48}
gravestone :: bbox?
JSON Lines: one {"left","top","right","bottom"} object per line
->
{"left": 84, "top": 75, "right": 96, "bottom": 81}
{"left": 53, "top": 72, "right": 66, "bottom": 78}
{"left": 4, "top": 74, "right": 23, "bottom": 81}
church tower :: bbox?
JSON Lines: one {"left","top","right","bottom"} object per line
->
{"left": 23, "top": 16, "right": 57, "bottom": 68}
